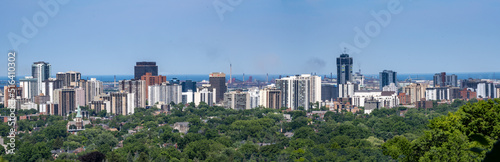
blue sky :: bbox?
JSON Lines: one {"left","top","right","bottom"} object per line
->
{"left": 0, "top": 0, "right": 499, "bottom": 76}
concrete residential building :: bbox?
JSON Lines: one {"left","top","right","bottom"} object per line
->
{"left": 223, "top": 91, "right": 250, "bottom": 110}
{"left": 337, "top": 53, "right": 353, "bottom": 84}
{"left": 148, "top": 83, "right": 182, "bottom": 106}
{"left": 338, "top": 82, "right": 358, "bottom": 98}
{"left": 41, "top": 78, "right": 62, "bottom": 103}
{"left": 433, "top": 72, "right": 457, "bottom": 87}
{"left": 20, "top": 76, "right": 38, "bottom": 99}
{"left": 75, "top": 87, "right": 85, "bottom": 108}
{"left": 40, "top": 103, "right": 59, "bottom": 115}
{"left": 32, "top": 61, "right": 51, "bottom": 94}
{"left": 80, "top": 78, "right": 104, "bottom": 106}
{"left": 380, "top": 70, "right": 397, "bottom": 90}
{"left": 477, "top": 82, "right": 496, "bottom": 99}
{"left": 54, "top": 88, "right": 76, "bottom": 116}
{"left": 460, "top": 78, "right": 482, "bottom": 89}
{"left": 402, "top": 83, "right": 428, "bottom": 104}
{"left": 182, "top": 90, "right": 194, "bottom": 104}
{"left": 56, "top": 71, "right": 81, "bottom": 87}
{"left": 497, "top": 86, "right": 500, "bottom": 98}
{"left": 425, "top": 87, "right": 460, "bottom": 101}
{"left": 259, "top": 88, "right": 282, "bottom": 109}
{"left": 89, "top": 100, "right": 110, "bottom": 114}
{"left": 3, "top": 85, "right": 22, "bottom": 108}
{"left": 248, "top": 88, "right": 260, "bottom": 108}
{"left": 110, "top": 92, "right": 135, "bottom": 115}
{"left": 276, "top": 74, "right": 321, "bottom": 110}
{"left": 119, "top": 80, "right": 146, "bottom": 108}
{"left": 209, "top": 72, "right": 227, "bottom": 103}
{"left": 194, "top": 88, "right": 214, "bottom": 106}
{"left": 134, "top": 62, "right": 158, "bottom": 80}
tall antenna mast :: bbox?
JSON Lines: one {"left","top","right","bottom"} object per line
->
{"left": 229, "top": 64, "right": 232, "bottom": 84}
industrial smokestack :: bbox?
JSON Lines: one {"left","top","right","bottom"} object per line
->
{"left": 243, "top": 73, "right": 245, "bottom": 82}
{"left": 230, "top": 64, "right": 232, "bottom": 84}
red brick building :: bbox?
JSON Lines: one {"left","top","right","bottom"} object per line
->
{"left": 459, "top": 88, "right": 477, "bottom": 100}
{"left": 141, "top": 72, "right": 167, "bottom": 99}
{"left": 398, "top": 92, "right": 410, "bottom": 105}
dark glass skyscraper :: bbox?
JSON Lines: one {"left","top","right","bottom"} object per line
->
{"left": 134, "top": 62, "right": 158, "bottom": 80}
{"left": 209, "top": 72, "right": 227, "bottom": 103}
{"left": 336, "top": 53, "right": 353, "bottom": 84}
{"left": 32, "top": 61, "right": 51, "bottom": 81}
{"left": 32, "top": 61, "right": 51, "bottom": 94}
{"left": 181, "top": 80, "right": 197, "bottom": 92}
{"left": 380, "top": 70, "right": 397, "bottom": 89}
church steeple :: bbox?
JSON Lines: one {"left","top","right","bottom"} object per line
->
{"left": 75, "top": 105, "right": 82, "bottom": 118}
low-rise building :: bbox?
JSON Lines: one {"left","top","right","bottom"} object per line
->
{"left": 352, "top": 91, "right": 399, "bottom": 109}
{"left": 173, "top": 122, "right": 190, "bottom": 134}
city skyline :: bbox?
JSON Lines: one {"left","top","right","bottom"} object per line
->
{"left": 1, "top": 0, "right": 500, "bottom": 76}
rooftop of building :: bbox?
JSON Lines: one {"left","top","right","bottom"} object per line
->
{"left": 33, "top": 61, "right": 50, "bottom": 65}
{"left": 136, "top": 61, "right": 156, "bottom": 66}
{"left": 339, "top": 54, "right": 350, "bottom": 57}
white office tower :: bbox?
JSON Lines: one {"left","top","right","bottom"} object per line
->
{"left": 276, "top": 74, "right": 321, "bottom": 110}
{"left": 338, "top": 82, "right": 359, "bottom": 98}
{"left": 477, "top": 82, "right": 496, "bottom": 99}
{"left": 194, "top": 88, "right": 214, "bottom": 106}
{"left": 248, "top": 87, "right": 260, "bottom": 108}
{"left": 20, "top": 76, "right": 38, "bottom": 99}
{"left": 148, "top": 83, "right": 182, "bottom": 106}
{"left": 127, "top": 93, "right": 135, "bottom": 114}
{"left": 182, "top": 90, "right": 195, "bottom": 104}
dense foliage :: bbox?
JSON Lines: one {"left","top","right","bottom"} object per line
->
{"left": 382, "top": 99, "right": 500, "bottom": 161}
{"left": 1, "top": 99, "right": 496, "bottom": 161}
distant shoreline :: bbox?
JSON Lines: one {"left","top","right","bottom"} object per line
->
{"left": 1, "top": 72, "right": 499, "bottom": 82}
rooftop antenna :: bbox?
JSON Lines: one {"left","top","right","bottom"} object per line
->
{"left": 229, "top": 64, "right": 232, "bottom": 84}
{"left": 357, "top": 63, "right": 361, "bottom": 74}
{"left": 343, "top": 48, "right": 348, "bottom": 54}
